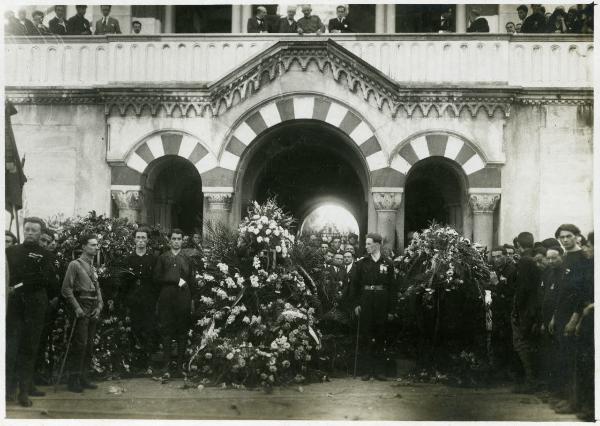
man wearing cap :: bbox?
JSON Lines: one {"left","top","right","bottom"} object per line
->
{"left": 6, "top": 217, "right": 59, "bottom": 406}
{"left": 350, "top": 233, "right": 396, "bottom": 381}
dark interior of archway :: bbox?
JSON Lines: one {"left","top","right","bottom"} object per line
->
{"left": 245, "top": 122, "right": 366, "bottom": 236}
{"left": 404, "top": 158, "right": 464, "bottom": 243}
{"left": 151, "top": 156, "right": 203, "bottom": 234}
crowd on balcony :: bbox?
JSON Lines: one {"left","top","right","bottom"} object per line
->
{"left": 3, "top": 4, "right": 594, "bottom": 36}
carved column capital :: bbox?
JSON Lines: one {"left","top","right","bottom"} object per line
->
{"left": 111, "top": 189, "right": 144, "bottom": 211}
{"left": 205, "top": 192, "right": 233, "bottom": 212}
{"left": 372, "top": 191, "right": 403, "bottom": 211}
{"left": 468, "top": 193, "right": 500, "bottom": 214}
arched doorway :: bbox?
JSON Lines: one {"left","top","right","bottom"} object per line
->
{"left": 300, "top": 202, "right": 360, "bottom": 238}
{"left": 404, "top": 157, "right": 468, "bottom": 245}
{"left": 236, "top": 120, "right": 369, "bottom": 240}
{"left": 142, "top": 156, "right": 203, "bottom": 234}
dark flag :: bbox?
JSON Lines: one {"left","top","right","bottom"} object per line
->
{"left": 5, "top": 100, "right": 27, "bottom": 214}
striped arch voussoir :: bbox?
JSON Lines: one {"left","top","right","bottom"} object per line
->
{"left": 390, "top": 133, "right": 499, "bottom": 187}
{"left": 125, "top": 131, "right": 217, "bottom": 176}
{"left": 220, "top": 96, "right": 386, "bottom": 173}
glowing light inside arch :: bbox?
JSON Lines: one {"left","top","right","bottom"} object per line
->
{"left": 300, "top": 203, "right": 359, "bottom": 236}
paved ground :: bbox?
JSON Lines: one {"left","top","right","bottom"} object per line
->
{"left": 5, "top": 377, "right": 580, "bottom": 421}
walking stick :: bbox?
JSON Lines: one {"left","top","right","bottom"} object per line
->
{"left": 353, "top": 312, "right": 360, "bottom": 378}
{"left": 54, "top": 316, "right": 78, "bottom": 393}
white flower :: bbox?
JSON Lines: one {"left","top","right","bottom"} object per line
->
{"left": 264, "top": 237, "right": 270, "bottom": 243}
{"left": 217, "top": 263, "right": 229, "bottom": 274}
{"left": 226, "top": 352, "right": 234, "bottom": 360}
{"left": 227, "top": 314, "right": 236, "bottom": 324}
{"left": 274, "top": 229, "right": 280, "bottom": 236}
{"left": 257, "top": 236, "right": 263, "bottom": 243}
{"left": 253, "top": 228, "right": 260, "bottom": 235}
{"left": 265, "top": 229, "right": 272, "bottom": 235}
{"left": 275, "top": 246, "right": 282, "bottom": 253}
{"left": 250, "top": 275, "right": 260, "bottom": 288}
{"left": 261, "top": 216, "right": 269, "bottom": 224}
{"left": 242, "top": 316, "right": 250, "bottom": 324}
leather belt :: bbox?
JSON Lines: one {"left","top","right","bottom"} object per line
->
{"left": 364, "top": 285, "right": 384, "bottom": 291}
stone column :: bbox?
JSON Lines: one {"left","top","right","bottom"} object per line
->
{"left": 469, "top": 192, "right": 500, "bottom": 255}
{"left": 111, "top": 190, "right": 144, "bottom": 224}
{"left": 231, "top": 5, "right": 242, "bottom": 33}
{"left": 164, "top": 5, "right": 175, "bottom": 33}
{"left": 375, "top": 4, "right": 386, "bottom": 34}
{"left": 203, "top": 192, "right": 233, "bottom": 237}
{"left": 241, "top": 5, "right": 253, "bottom": 33}
{"left": 372, "top": 190, "right": 403, "bottom": 250}
{"left": 385, "top": 4, "right": 396, "bottom": 33}
{"left": 455, "top": 4, "right": 467, "bottom": 33}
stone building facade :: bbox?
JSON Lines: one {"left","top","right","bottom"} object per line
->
{"left": 5, "top": 32, "right": 594, "bottom": 251}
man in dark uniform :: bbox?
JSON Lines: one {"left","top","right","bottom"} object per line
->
{"left": 521, "top": 4, "right": 547, "bottom": 33}
{"left": 33, "top": 229, "right": 61, "bottom": 386}
{"left": 124, "top": 226, "right": 158, "bottom": 371}
{"left": 67, "top": 5, "right": 92, "bottom": 35}
{"left": 511, "top": 231, "right": 542, "bottom": 393}
{"left": 62, "top": 233, "right": 103, "bottom": 393}
{"left": 549, "top": 224, "right": 592, "bottom": 414}
{"left": 351, "top": 233, "right": 396, "bottom": 381}
{"left": 328, "top": 5, "right": 352, "bottom": 33}
{"left": 154, "top": 229, "right": 195, "bottom": 378}
{"left": 6, "top": 217, "right": 58, "bottom": 406}
{"left": 489, "top": 246, "right": 518, "bottom": 377}
{"left": 49, "top": 5, "right": 68, "bottom": 35}
{"left": 94, "top": 5, "right": 122, "bottom": 35}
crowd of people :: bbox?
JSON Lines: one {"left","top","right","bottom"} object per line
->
{"left": 4, "top": 4, "right": 594, "bottom": 37}
{"left": 4, "top": 5, "right": 143, "bottom": 36}
{"left": 4, "top": 219, "right": 595, "bottom": 421}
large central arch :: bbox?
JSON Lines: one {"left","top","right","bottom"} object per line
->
{"left": 234, "top": 119, "right": 370, "bottom": 239}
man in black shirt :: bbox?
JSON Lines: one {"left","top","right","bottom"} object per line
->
{"left": 511, "top": 231, "right": 542, "bottom": 393}
{"left": 154, "top": 229, "right": 195, "bottom": 378}
{"left": 49, "top": 5, "right": 68, "bottom": 35}
{"left": 6, "top": 217, "right": 58, "bottom": 407}
{"left": 351, "top": 233, "right": 396, "bottom": 381}
{"left": 549, "top": 224, "right": 592, "bottom": 414}
{"left": 67, "top": 5, "right": 92, "bottom": 35}
{"left": 521, "top": 4, "right": 547, "bottom": 33}
{"left": 328, "top": 5, "right": 352, "bottom": 33}
{"left": 125, "top": 227, "right": 158, "bottom": 371}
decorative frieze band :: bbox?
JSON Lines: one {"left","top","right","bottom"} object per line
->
{"left": 372, "top": 191, "right": 403, "bottom": 211}
{"left": 111, "top": 189, "right": 144, "bottom": 211}
{"left": 205, "top": 192, "right": 233, "bottom": 212}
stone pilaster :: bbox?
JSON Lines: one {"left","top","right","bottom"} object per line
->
{"left": 111, "top": 189, "right": 144, "bottom": 224}
{"left": 372, "top": 189, "right": 403, "bottom": 251}
{"left": 469, "top": 192, "right": 500, "bottom": 255}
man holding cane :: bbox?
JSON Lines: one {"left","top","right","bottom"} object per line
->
{"left": 351, "top": 233, "right": 396, "bottom": 381}
{"left": 61, "top": 233, "right": 103, "bottom": 393}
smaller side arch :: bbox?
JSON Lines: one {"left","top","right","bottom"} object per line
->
{"left": 123, "top": 130, "right": 218, "bottom": 178}
{"left": 390, "top": 131, "right": 501, "bottom": 189}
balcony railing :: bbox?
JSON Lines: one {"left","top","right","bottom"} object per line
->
{"left": 4, "top": 34, "right": 593, "bottom": 88}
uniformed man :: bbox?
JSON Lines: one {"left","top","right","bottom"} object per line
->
{"left": 511, "top": 231, "right": 542, "bottom": 393}
{"left": 489, "top": 246, "right": 518, "bottom": 377}
{"left": 153, "top": 229, "right": 195, "bottom": 378}
{"left": 124, "top": 226, "right": 158, "bottom": 371}
{"left": 61, "top": 233, "right": 103, "bottom": 393}
{"left": 297, "top": 5, "right": 325, "bottom": 34}
{"left": 67, "top": 5, "right": 92, "bottom": 35}
{"left": 34, "top": 229, "right": 61, "bottom": 386}
{"left": 328, "top": 5, "right": 353, "bottom": 33}
{"left": 6, "top": 217, "right": 58, "bottom": 406}
{"left": 351, "top": 233, "right": 396, "bottom": 381}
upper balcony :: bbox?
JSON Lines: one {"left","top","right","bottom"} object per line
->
{"left": 4, "top": 33, "right": 593, "bottom": 90}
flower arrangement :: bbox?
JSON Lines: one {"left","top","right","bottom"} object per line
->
{"left": 188, "top": 200, "right": 322, "bottom": 387}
